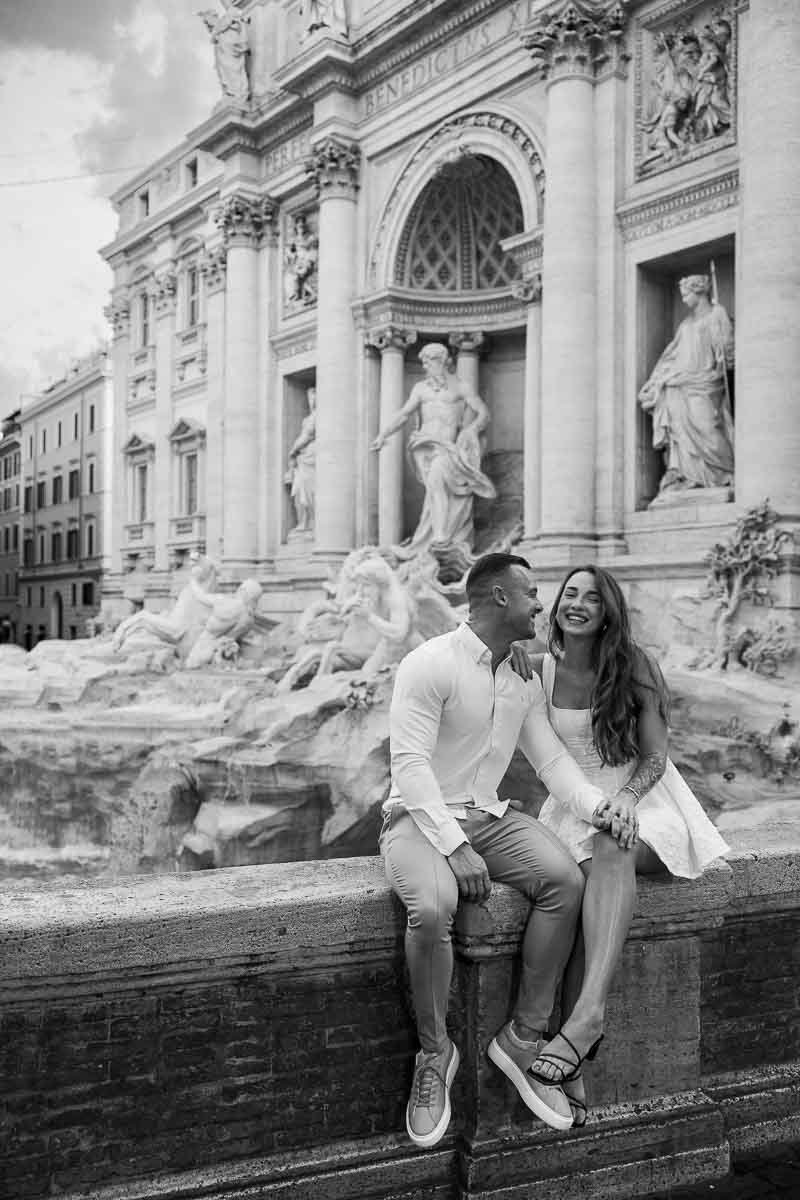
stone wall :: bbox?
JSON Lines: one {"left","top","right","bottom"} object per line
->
{"left": 1, "top": 835, "right": 798, "bottom": 1199}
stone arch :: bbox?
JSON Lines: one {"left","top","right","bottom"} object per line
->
{"left": 368, "top": 106, "right": 544, "bottom": 291}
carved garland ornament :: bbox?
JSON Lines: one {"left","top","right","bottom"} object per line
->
{"left": 153, "top": 270, "right": 178, "bottom": 315}
{"left": 368, "top": 112, "right": 544, "bottom": 290}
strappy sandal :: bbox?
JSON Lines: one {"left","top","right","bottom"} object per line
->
{"left": 563, "top": 1069, "right": 588, "bottom": 1128}
{"left": 530, "top": 1029, "right": 604, "bottom": 1086}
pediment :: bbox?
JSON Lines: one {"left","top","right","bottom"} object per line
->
{"left": 122, "top": 433, "right": 155, "bottom": 455}
{"left": 168, "top": 418, "right": 206, "bottom": 444}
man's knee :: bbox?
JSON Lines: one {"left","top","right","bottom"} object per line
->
{"left": 547, "top": 854, "right": 585, "bottom": 913}
{"left": 407, "top": 882, "right": 459, "bottom": 940}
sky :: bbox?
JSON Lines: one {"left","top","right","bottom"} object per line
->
{"left": 0, "top": 1, "right": 220, "bottom": 415}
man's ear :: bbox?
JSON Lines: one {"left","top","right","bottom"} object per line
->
{"left": 492, "top": 583, "right": 508, "bottom": 608}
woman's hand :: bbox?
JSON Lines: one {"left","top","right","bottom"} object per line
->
{"left": 509, "top": 641, "right": 534, "bottom": 681}
{"left": 594, "top": 792, "right": 638, "bottom": 850}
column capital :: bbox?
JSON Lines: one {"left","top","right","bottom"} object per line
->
{"left": 511, "top": 273, "right": 543, "bottom": 304}
{"left": 214, "top": 193, "right": 278, "bottom": 248}
{"left": 307, "top": 136, "right": 361, "bottom": 200}
{"left": 153, "top": 269, "right": 177, "bottom": 317}
{"left": 520, "top": 1, "right": 628, "bottom": 84}
{"left": 449, "top": 332, "right": 486, "bottom": 355}
{"left": 199, "top": 245, "right": 228, "bottom": 294}
{"left": 104, "top": 295, "right": 131, "bottom": 340}
{"left": 365, "top": 325, "right": 417, "bottom": 354}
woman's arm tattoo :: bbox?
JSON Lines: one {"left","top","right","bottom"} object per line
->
{"left": 620, "top": 750, "right": 667, "bottom": 804}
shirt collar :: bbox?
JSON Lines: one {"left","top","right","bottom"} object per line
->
{"left": 455, "top": 622, "right": 493, "bottom": 664}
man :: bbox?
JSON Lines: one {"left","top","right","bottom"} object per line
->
{"left": 381, "top": 552, "right": 611, "bottom": 1148}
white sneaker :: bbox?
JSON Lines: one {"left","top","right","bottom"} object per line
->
{"left": 405, "top": 1039, "right": 460, "bottom": 1149}
{"left": 488, "top": 1022, "right": 573, "bottom": 1131}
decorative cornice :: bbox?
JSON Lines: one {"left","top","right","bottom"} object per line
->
{"left": 199, "top": 245, "right": 228, "bottom": 293}
{"left": 617, "top": 168, "right": 739, "bottom": 241}
{"left": 356, "top": 288, "right": 527, "bottom": 337}
{"left": 306, "top": 137, "right": 361, "bottom": 199}
{"left": 520, "top": 0, "right": 628, "bottom": 84}
{"left": 364, "top": 325, "right": 418, "bottom": 353}
{"left": 214, "top": 193, "right": 278, "bottom": 247}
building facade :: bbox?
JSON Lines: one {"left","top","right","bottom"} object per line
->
{"left": 0, "top": 410, "right": 21, "bottom": 644}
{"left": 100, "top": 0, "right": 800, "bottom": 619}
{"left": 18, "top": 351, "right": 113, "bottom": 647}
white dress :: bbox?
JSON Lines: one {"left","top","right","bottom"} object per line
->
{"left": 537, "top": 654, "right": 730, "bottom": 878}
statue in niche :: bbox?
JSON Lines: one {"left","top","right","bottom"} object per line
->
{"left": 639, "top": 274, "right": 735, "bottom": 505}
{"left": 185, "top": 579, "right": 263, "bottom": 669}
{"left": 301, "top": 0, "right": 349, "bottom": 40}
{"left": 371, "top": 342, "right": 496, "bottom": 560}
{"left": 285, "top": 386, "right": 317, "bottom": 534}
{"left": 199, "top": 0, "right": 251, "bottom": 104}
{"left": 284, "top": 213, "right": 318, "bottom": 310}
{"left": 640, "top": 14, "right": 732, "bottom": 170}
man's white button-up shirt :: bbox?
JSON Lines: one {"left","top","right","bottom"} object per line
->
{"left": 385, "top": 622, "right": 607, "bottom": 856}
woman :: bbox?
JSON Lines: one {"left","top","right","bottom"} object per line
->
{"left": 511, "top": 565, "right": 728, "bottom": 1125}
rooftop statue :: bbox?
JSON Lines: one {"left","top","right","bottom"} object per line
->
{"left": 199, "top": 0, "right": 251, "bottom": 104}
{"left": 639, "top": 274, "right": 734, "bottom": 504}
{"left": 301, "top": 0, "right": 348, "bottom": 40}
{"left": 371, "top": 342, "right": 496, "bottom": 562}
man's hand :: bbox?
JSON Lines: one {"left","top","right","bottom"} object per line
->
{"left": 509, "top": 641, "right": 534, "bottom": 681}
{"left": 593, "top": 792, "right": 638, "bottom": 850}
{"left": 447, "top": 842, "right": 491, "bottom": 902}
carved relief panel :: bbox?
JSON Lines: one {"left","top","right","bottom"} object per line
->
{"left": 635, "top": 1, "right": 736, "bottom": 179}
{"left": 283, "top": 208, "right": 319, "bottom": 317}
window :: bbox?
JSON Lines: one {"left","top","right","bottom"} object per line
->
{"left": 39, "top": 586, "right": 45, "bottom": 607}
{"left": 66, "top": 528, "right": 79, "bottom": 560}
{"left": 137, "top": 463, "right": 148, "bottom": 523}
{"left": 185, "top": 452, "right": 198, "bottom": 516}
{"left": 51, "top": 531, "right": 62, "bottom": 562}
{"left": 3, "top": 487, "right": 9, "bottom": 511}
{"left": 73, "top": 412, "right": 79, "bottom": 440}
{"left": 41, "top": 428, "right": 46, "bottom": 454}
{"left": 26, "top": 587, "right": 32, "bottom": 606}
{"left": 82, "top": 582, "right": 94, "bottom": 607}
{"left": 13, "top": 451, "right": 20, "bottom": 475}
{"left": 3, "top": 527, "right": 8, "bottom": 553}
{"left": 69, "top": 625, "right": 77, "bottom": 639}
{"left": 89, "top": 404, "right": 95, "bottom": 433}
{"left": 23, "top": 485, "right": 32, "bottom": 514}
{"left": 28, "top": 435, "right": 33, "bottom": 458}
{"left": 14, "top": 484, "right": 19, "bottom": 507}
{"left": 186, "top": 266, "right": 200, "bottom": 328}
{"left": 57, "top": 421, "right": 62, "bottom": 448}
{"left": 68, "top": 469, "right": 80, "bottom": 500}
{"left": 88, "top": 462, "right": 96, "bottom": 493}
{"left": 12, "top": 524, "right": 18, "bottom": 550}
{"left": 23, "top": 541, "right": 33, "bottom": 568}
{"left": 36, "top": 480, "right": 46, "bottom": 508}
{"left": 139, "top": 291, "right": 150, "bottom": 348}
{"left": 38, "top": 533, "right": 45, "bottom": 563}
{"left": 185, "top": 157, "right": 198, "bottom": 189}
{"left": 52, "top": 475, "right": 63, "bottom": 504}
{"left": 71, "top": 583, "right": 77, "bottom": 606}
{"left": 139, "top": 188, "right": 150, "bottom": 219}
{"left": 86, "top": 523, "right": 95, "bottom": 557}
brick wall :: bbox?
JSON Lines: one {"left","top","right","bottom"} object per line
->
{"left": 1, "top": 842, "right": 798, "bottom": 1200}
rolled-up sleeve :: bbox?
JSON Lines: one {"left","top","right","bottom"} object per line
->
{"left": 516, "top": 679, "right": 607, "bottom": 822}
{"left": 390, "top": 650, "right": 468, "bottom": 857}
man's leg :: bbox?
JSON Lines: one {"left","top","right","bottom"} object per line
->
{"left": 381, "top": 809, "right": 461, "bottom": 1147}
{"left": 468, "top": 808, "right": 584, "bottom": 1131}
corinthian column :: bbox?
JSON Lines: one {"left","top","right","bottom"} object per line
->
{"left": 307, "top": 137, "right": 360, "bottom": 557}
{"left": 103, "top": 285, "right": 131, "bottom": 577}
{"left": 521, "top": 0, "right": 626, "bottom": 556}
{"left": 736, "top": 0, "right": 800, "bottom": 518}
{"left": 214, "top": 193, "right": 276, "bottom": 573}
{"left": 152, "top": 266, "right": 177, "bottom": 573}
{"left": 366, "top": 326, "right": 417, "bottom": 545}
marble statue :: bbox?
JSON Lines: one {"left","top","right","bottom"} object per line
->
{"left": 185, "top": 579, "right": 263, "bottom": 670}
{"left": 301, "top": 0, "right": 348, "bottom": 40}
{"left": 639, "top": 274, "right": 735, "bottom": 504}
{"left": 371, "top": 342, "right": 496, "bottom": 559}
{"left": 285, "top": 387, "right": 317, "bottom": 533}
{"left": 284, "top": 213, "right": 318, "bottom": 309}
{"left": 199, "top": 1, "right": 251, "bottom": 104}
{"left": 112, "top": 556, "right": 219, "bottom": 656}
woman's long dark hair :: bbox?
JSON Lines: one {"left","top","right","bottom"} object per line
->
{"left": 547, "top": 565, "right": 670, "bottom": 767}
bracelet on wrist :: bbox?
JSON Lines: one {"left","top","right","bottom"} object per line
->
{"left": 621, "top": 783, "right": 641, "bottom": 804}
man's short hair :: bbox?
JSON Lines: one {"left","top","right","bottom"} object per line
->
{"left": 465, "top": 552, "right": 531, "bottom": 604}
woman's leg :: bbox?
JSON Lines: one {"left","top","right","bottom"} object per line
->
{"left": 535, "top": 833, "right": 663, "bottom": 1084}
